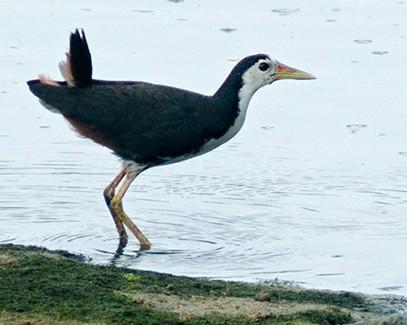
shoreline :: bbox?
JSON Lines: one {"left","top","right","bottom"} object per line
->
{"left": 0, "top": 244, "right": 406, "bottom": 324}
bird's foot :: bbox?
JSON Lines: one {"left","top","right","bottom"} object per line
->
{"left": 139, "top": 241, "right": 152, "bottom": 251}
{"left": 115, "top": 232, "right": 128, "bottom": 256}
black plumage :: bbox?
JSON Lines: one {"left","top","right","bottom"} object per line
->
{"left": 28, "top": 53, "right": 269, "bottom": 165}
{"left": 27, "top": 30, "right": 314, "bottom": 250}
{"left": 28, "top": 80, "right": 232, "bottom": 164}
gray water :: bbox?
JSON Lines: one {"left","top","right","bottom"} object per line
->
{"left": 1, "top": 0, "right": 407, "bottom": 296}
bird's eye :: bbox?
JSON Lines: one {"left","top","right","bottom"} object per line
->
{"left": 259, "top": 62, "right": 269, "bottom": 71}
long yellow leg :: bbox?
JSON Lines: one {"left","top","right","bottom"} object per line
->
{"left": 110, "top": 166, "right": 151, "bottom": 250}
{"left": 104, "top": 168, "right": 127, "bottom": 246}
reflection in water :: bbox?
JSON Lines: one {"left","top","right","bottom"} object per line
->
{"left": 271, "top": 8, "right": 300, "bottom": 16}
{"left": 354, "top": 39, "right": 373, "bottom": 44}
{"left": 131, "top": 9, "right": 154, "bottom": 14}
{"left": 219, "top": 28, "right": 237, "bottom": 33}
{"left": 346, "top": 124, "right": 367, "bottom": 134}
{"left": 372, "top": 50, "right": 389, "bottom": 55}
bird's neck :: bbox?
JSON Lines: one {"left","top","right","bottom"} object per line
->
{"left": 214, "top": 69, "right": 241, "bottom": 105}
{"left": 214, "top": 71, "right": 256, "bottom": 121}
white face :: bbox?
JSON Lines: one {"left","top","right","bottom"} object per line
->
{"left": 238, "top": 57, "right": 278, "bottom": 111}
{"left": 241, "top": 57, "right": 279, "bottom": 92}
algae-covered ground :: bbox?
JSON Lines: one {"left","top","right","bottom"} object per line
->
{"left": 0, "top": 244, "right": 406, "bottom": 325}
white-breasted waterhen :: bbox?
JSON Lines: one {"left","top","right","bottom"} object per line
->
{"left": 27, "top": 29, "right": 315, "bottom": 250}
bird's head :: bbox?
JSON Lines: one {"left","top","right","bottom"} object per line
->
{"left": 239, "top": 54, "right": 315, "bottom": 90}
{"left": 215, "top": 54, "right": 315, "bottom": 104}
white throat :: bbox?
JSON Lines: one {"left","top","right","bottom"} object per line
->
{"left": 231, "top": 70, "right": 265, "bottom": 135}
{"left": 236, "top": 80, "right": 258, "bottom": 124}
{"left": 195, "top": 82, "right": 257, "bottom": 158}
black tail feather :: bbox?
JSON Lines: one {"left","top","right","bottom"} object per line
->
{"left": 69, "top": 29, "right": 92, "bottom": 87}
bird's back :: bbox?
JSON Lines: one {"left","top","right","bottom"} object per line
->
{"left": 27, "top": 79, "right": 234, "bottom": 165}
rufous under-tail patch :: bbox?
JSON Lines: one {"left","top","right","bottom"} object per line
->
{"left": 65, "top": 116, "right": 116, "bottom": 150}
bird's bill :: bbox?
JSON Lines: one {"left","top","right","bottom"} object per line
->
{"left": 275, "top": 62, "right": 316, "bottom": 80}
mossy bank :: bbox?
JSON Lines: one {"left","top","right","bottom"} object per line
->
{"left": 0, "top": 244, "right": 406, "bottom": 324}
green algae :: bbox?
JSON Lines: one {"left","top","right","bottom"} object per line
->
{"left": 0, "top": 244, "right": 402, "bottom": 325}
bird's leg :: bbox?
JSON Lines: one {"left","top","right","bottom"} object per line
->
{"left": 110, "top": 167, "right": 151, "bottom": 250}
{"left": 104, "top": 168, "right": 127, "bottom": 246}
{"left": 104, "top": 168, "right": 126, "bottom": 205}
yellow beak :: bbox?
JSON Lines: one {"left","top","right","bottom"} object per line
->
{"left": 275, "top": 61, "right": 316, "bottom": 80}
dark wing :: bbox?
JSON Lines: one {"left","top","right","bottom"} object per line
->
{"left": 27, "top": 80, "right": 231, "bottom": 164}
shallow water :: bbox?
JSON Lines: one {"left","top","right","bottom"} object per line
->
{"left": 1, "top": 0, "right": 407, "bottom": 296}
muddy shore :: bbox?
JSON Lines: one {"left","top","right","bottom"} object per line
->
{"left": 0, "top": 244, "right": 406, "bottom": 324}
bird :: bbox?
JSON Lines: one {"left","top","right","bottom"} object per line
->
{"left": 27, "top": 29, "right": 315, "bottom": 251}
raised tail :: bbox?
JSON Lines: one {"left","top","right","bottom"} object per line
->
{"left": 59, "top": 29, "right": 93, "bottom": 87}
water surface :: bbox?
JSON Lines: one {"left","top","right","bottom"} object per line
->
{"left": 1, "top": 0, "right": 407, "bottom": 296}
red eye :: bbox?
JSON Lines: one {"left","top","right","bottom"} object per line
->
{"left": 259, "top": 62, "right": 269, "bottom": 71}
